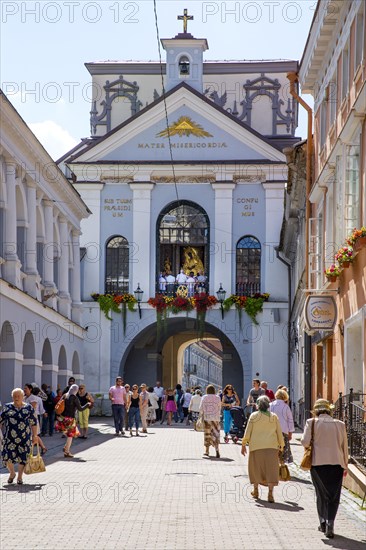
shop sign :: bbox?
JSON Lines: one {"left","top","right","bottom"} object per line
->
{"left": 304, "top": 295, "right": 337, "bottom": 332}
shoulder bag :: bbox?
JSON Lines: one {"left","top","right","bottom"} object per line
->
{"left": 195, "top": 413, "right": 205, "bottom": 432}
{"left": 24, "top": 443, "right": 46, "bottom": 475}
{"left": 300, "top": 418, "right": 315, "bottom": 471}
{"left": 55, "top": 396, "right": 65, "bottom": 415}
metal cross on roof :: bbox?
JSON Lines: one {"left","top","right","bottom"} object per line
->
{"left": 177, "top": 8, "right": 193, "bottom": 34}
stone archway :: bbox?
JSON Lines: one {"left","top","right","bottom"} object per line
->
{"left": 41, "top": 339, "right": 57, "bottom": 389}
{"left": 22, "top": 330, "right": 38, "bottom": 387}
{"left": 0, "top": 321, "right": 17, "bottom": 404}
{"left": 57, "top": 345, "right": 68, "bottom": 390}
{"left": 120, "top": 318, "right": 244, "bottom": 401}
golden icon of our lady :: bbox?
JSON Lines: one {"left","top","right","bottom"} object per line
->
{"left": 182, "top": 247, "right": 204, "bottom": 276}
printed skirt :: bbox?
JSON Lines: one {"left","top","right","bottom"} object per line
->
{"left": 56, "top": 416, "right": 80, "bottom": 438}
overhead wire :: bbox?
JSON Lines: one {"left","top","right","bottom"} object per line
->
{"left": 152, "top": 0, "right": 180, "bottom": 205}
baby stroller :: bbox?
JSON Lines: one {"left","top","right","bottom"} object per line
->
{"left": 228, "top": 406, "right": 249, "bottom": 443}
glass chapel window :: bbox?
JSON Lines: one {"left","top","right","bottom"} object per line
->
{"left": 105, "top": 236, "right": 129, "bottom": 294}
{"left": 236, "top": 236, "right": 261, "bottom": 295}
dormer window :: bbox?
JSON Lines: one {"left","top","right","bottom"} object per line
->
{"left": 179, "top": 56, "right": 190, "bottom": 76}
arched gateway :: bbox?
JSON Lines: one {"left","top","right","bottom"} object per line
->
{"left": 119, "top": 318, "right": 244, "bottom": 401}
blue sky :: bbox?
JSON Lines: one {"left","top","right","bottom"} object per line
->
{"left": 1, "top": 1, "right": 315, "bottom": 159}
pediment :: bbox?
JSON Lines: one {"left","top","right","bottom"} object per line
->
{"left": 70, "top": 85, "right": 285, "bottom": 164}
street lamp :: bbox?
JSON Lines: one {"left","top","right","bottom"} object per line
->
{"left": 216, "top": 283, "right": 226, "bottom": 320}
{"left": 134, "top": 283, "right": 144, "bottom": 319}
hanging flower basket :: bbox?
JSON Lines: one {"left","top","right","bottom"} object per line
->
{"left": 335, "top": 246, "right": 354, "bottom": 267}
{"left": 192, "top": 294, "right": 217, "bottom": 338}
{"left": 148, "top": 294, "right": 217, "bottom": 340}
{"left": 222, "top": 293, "right": 270, "bottom": 327}
{"left": 324, "top": 264, "right": 341, "bottom": 282}
{"left": 91, "top": 293, "right": 137, "bottom": 334}
{"left": 354, "top": 236, "right": 366, "bottom": 252}
{"left": 346, "top": 227, "right": 366, "bottom": 249}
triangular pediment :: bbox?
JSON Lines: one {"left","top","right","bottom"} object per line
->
{"left": 69, "top": 84, "right": 285, "bottom": 164}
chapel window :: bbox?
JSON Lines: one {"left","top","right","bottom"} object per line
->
{"left": 236, "top": 236, "right": 261, "bottom": 295}
{"left": 105, "top": 236, "right": 129, "bottom": 294}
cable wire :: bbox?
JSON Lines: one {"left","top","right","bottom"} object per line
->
{"left": 153, "top": 0, "right": 180, "bottom": 204}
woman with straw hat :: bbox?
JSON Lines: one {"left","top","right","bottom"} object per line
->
{"left": 301, "top": 399, "right": 348, "bottom": 539}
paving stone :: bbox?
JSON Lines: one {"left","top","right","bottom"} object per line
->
{"left": 1, "top": 420, "right": 365, "bottom": 550}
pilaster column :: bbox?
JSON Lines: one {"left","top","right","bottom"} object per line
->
{"left": 129, "top": 183, "right": 154, "bottom": 296}
{"left": 212, "top": 183, "right": 236, "bottom": 295}
{"left": 3, "top": 161, "right": 21, "bottom": 286}
{"left": 262, "top": 182, "right": 286, "bottom": 296}
{"left": 24, "top": 180, "right": 41, "bottom": 299}
{"left": 58, "top": 216, "right": 71, "bottom": 318}
{"left": 71, "top": 229, "right": 82, "bottom": 324}
{"left": 42, "top": 199, "right": 57, "bottom": 308}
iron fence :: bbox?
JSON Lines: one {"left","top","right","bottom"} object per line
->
{"left": 333, "top": 389, "right": 366, "bottom": 474}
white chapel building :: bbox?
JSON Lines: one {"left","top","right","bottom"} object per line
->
{"left": 60, "top": 17, "right": 301, "bottom": 400}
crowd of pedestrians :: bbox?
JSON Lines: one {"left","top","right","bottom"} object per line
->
{"left": 0, "top": 375, "right": 349, "bottom": 539}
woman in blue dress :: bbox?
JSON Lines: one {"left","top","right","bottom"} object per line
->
{"left": 0, "top": 388, "right": 38, "bottom": 485}
{"left": 221, "top": 385, "right": 240, "bottom": 442}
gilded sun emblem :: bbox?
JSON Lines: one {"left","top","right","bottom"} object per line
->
{"left": 156, "top": 116, "right": 213, "bottom": 138}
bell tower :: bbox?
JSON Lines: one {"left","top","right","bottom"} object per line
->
{"left": 161, "top": 9, "right": 208, "bottom": 93}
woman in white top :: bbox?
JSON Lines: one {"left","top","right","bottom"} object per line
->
{"left": 269, "top": 389, "right": 294, "bottom": 463}
{"left": 188, "top": 390, "right": 202, "bottom": 427}
{"left": 199, "top": 385, "right": 221, "bottom": 458}
{"left": 301, "top": 399, "right": 348, "bottom": 539}
{"left": 146, "top": 387, "right": 159, "bottom": 424}
{"left": 24, "top": 384, "right": 47, "bottom": 455}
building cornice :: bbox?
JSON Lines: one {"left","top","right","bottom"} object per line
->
{"left": 0, "top": 92, "right": 90, "bottom": 225}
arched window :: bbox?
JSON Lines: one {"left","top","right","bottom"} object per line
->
{"left": 236, "top": 236, "right": 261, "bottom": 295}
{"left": 156, "top": 201, "right": 209, "bottom": 293}
{"left": 179, "top": 56, "right": 190, "bottom": 75}
{"left": 105, "top": 236, "right": 129, "bottom": 294}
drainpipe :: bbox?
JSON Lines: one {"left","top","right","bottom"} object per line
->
{"left": 275, "top": 248, "right": 291, "bottom": 393}
{"left": 287, "top": 72, "right": 313, "bottom": 420}
{"left": 287, "top": 73, "right": 313, "bottom": 293}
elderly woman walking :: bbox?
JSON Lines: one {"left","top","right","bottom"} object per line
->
{"left": 241, "top": 395, "right": 284, "bottom": 502}
{"left": 269, "top": 388, "right": 295, "bottom": 463}
{"left": 301, "top": 399, "right": 348, "bottom": 539}
{"left": 199, "top": 385, "right": 221, "bottom": 458}
{"left": 0, "top": 388, "right": 38, "bottom": 485}
{"left": 56, "top": 384, "right": 92, "bottom": 457}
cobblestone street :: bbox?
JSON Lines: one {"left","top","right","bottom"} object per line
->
{"left": 0, "top": 419, "right": 365, "bottom": 550}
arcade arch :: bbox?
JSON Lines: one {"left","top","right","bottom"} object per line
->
{"left": 120, "top": 319, "right": 244, "bottom": 401}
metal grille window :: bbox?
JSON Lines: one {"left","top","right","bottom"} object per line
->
{"left": 105, "top": 236, "right": 129, "bottom": 294}
{"left": 236, "top": 236, "right": 261, "bottom": 295}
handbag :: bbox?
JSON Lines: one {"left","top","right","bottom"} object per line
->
{"left": 55, "top": 397, "right": 65, "bottom": 415}
{"left": 24, "top": 443, "right": 46, "bottom": 475}
{"left": 195, "top": 413, "right": 205, "bottom": 432}
{"left": 300, "top": 418, "right": 315, "bottom": 471}
{"left": 279, "top": 460, "right": 291, "bottom": 481}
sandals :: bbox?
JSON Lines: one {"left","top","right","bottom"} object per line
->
{"left": 251, "top": 489, "right": 259, "bottom": 499}
{"left": 268, "top": 493, "right": 275, "bottom": 503}
{"left": 41, "top": 448, "right": 47, "bottom": 455}
{"left": 7, "top": 476, "right": 16, "bottom": 484}
{"left": 17, "top": 479, "right": 24, "bottom": 485}
{"left": 64, "top": 450, "right": 74, "bottom": 458}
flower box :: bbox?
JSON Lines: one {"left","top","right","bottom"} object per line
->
{"left": 354, "top": 236, "right": 366, "bottom": 252}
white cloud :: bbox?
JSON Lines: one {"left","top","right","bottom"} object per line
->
{"left": 29, "top": 120, "right": 78, "bottom": 161}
